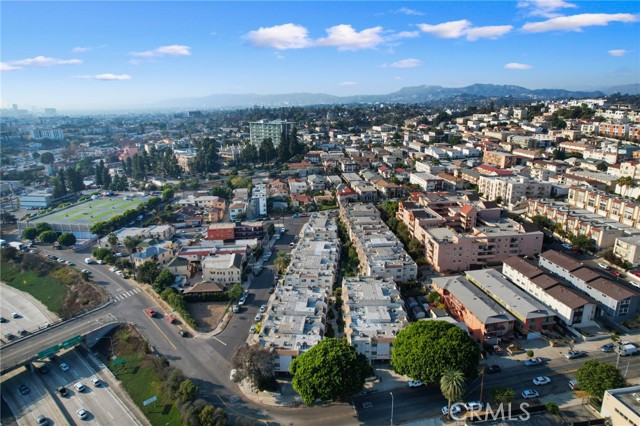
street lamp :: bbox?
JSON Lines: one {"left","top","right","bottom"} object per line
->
{"left": 390, "top": 392, "right": 394, "bottom": 426}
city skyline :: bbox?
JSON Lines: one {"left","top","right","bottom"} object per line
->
{"left": 1, "top": 1, "right": 639, "bottom": 111}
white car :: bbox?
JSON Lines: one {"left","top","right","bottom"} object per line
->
{"left": 255, "top": 313, "right": 262, "bottom": 322}
{"left": 65, "top": 261, "right": 74, "bottom": 266}
{"left": 522, "top": 389, "right": 539, "bottom": 399}
{"left": 96, "top": 260, "right": 106, "bottom": 265}
{"left": 76, "top": 409, "right": 88, "bottom": 420}
{"left": 11, "top": 312, "right": 20, "bottom": 318}
{"left": 465, "top": 401, "right": 484, "bottom": 412}
{"left": 249, "top": 324, "right": 256, "bottom": 334}
{"left": 230, "top": 369, "right": 238, "bottom": 382}
{"left": 407, "top": 380, "right": 424, "bottom": 388}
{"left": 59, "top": 363, "right": 70, "bottom": 372}
{"left": 74, "top": 382, "right": 85, "bottom": 392}
{"left": 597, "top": 263, "right": 610, "bottom": 270}
{"left": 91, "top": 377, "right": 101, "bottom": 387}
{"left": 441, "top": 404, "right": 463, "bottom": 416}
{"left": 109, "top": 266, "right": 117, "bottom": 272}
{"left": 533, "top": 376, "right": 551, "bottom": 386}
{"left": 561, "top": 243, "right": 573, "bottom": 250}
{"left": 259, "top": 304, "right": 267, "bottom": 313}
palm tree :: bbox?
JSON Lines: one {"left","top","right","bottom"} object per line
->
{"left": 107, "top": 233, "right": 118, "bottom": 250}
{"left": 440, "top": 368, "right": 467, "bottom": 420}
{"left": 617, "top": 176, "right": 634, "bottom": 198}
{"left": 124, "top": 236, "right": 140, "bottom": 280}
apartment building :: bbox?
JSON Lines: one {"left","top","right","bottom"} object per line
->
{"left": 613, "top": 236, "right": 640, "bottom": 266}
{"left": 600, "top": 385, "right": 640, "bottom": 426}
{"left": 432, "top": 275, "right": 515, "bottom": 344}
{"left": 423, "top": 218, "right": 543, "bottom": 273}
{"left": 409, "top": 172, "right": 445, "bottom": 191}
{"left": 502, "top": 256, "right": 597, "bottom": 327}
{"left": 478, "top": 175, "right": 552, "bottom": 208}
{"left": 342, "top": 277, "right": 408, "bottom": 361}
{"left": 567, "top": 186, "right": 640, "bottom": 230}
{"left": 482, "top": 151, "right": 516, "bottom": 168}
{"left": 539, "top": 250, "right": 640, "bottom": 321}
{"left": 340, "top": 203, "right": 417, "bottom": 283}
{"left": 202, "top": 253, "right": 244, "bottom": 285}
{"left": 251, "top": 183, "right": 267, "bottom": 217}
{"left": 249, "top": 119, "right": 293, "bottom": 147}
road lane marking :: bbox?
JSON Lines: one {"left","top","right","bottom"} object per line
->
{"left": 143, "top": 310, "right": 177, "bottom": 350}
{"left": 212, "top": 336, "right": 227, "bottom": 346}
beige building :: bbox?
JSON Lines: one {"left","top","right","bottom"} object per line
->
{"left": 482, "top": 151, "right": 516, "bottom": 168}
{"left": 202, "top": 253, "right": 243, "bottom": 285}
{"left": 478, "top": 175, "right": 552, "bottom": 208}
{"left": 613, "top": 236, "right": 640, "bottom": 266}
{"left": 600, "top": 385, "right": 640, "bottom": 425}
{"left": 568, "top": 186, "right": 640, "bottom": 230}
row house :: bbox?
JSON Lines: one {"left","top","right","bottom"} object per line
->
{"left": 465, "top": 269, "right": 556, "bottom": 339}
{"left": 613, "top": 236, "right": 640, "bottom": 266}
{"left": 432, "top": 275, "right": 515, "bottom": 345}
{"left": 370, "top": 178, "right": 403, "bottom": 198}
{"left": 539, "top": 250, "right": 640, "bottom": 321}
{"left": 409, "top": 172, "right": 445, "bottom": 191}
{"left": 568, "top": 187, "right": 640, "bottom": 230}
{"left": 502, "top": 256, "right": 597, "bottom": 327}
{"left": 342, "top": 277, "right": 408, "bottom": 361}
{"left": 599, "top": 123, "right": 630, "bottom": 139}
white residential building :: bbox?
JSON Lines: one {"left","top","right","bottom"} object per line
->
{"left": 202, "top": 253, "right": 244, "bottom": 285}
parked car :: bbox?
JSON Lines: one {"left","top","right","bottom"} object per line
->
{"left": 597, "top": 262, "right": 610, "bottom": 270}
{"left": 524, "top": 358, "right": 543, "bottom": 367}
{"left": 249, "top": 324, "right": 256, "bottom": 334}
{"left": 178, "top": 330, "right": 189, "bottom": 337}
{"left": 561, "top": 243, "right": 573, "bottom": 250}
{"left": 407, "top": 380, "right": 424, "bottom": 388}
{"left": 441, "top": 404, "right": 463, "bottom": 416}
{"left": 465, "top": 401, "right": 484, "bottom": 412}
{"left": 233, "top": 305, "right": 240, "bottom": 313}
{"left": 533, "top": 376, "right": 551, "bottom": 386}
{"left": 565, "top": 350, "right": 587, "bottom": 359}
{"left": 485, "top": 365, "right": 501, "bottom": 374}
{"left": 0, "top": 316, "right": 6, "bottom": 323}
{"left": 96, "top": 259, "right": 106, "bottom": 265}
{"left": 11, "top": 312, "right": 20, "bottom": 318}
{"left": 259, "top": 304, "right": 267, "bottom": 313}
{"left": 611, "top": 271, "right": 622, "bottom": 278}
{"left": 632, "top": 271, "right": 640, "bottom": 278}
{"left": 19, "top": 384, "right": 30, "bottom": 395}
{"left": 521, "top": 389, "right": 539, "bottom": 399}
{"left": 238, "top": 297, "right": 246, "bottom": 306}
{"left": 255, "top": 313, "right": 262, "bottom": 322}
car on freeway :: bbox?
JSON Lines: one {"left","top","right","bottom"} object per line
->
{"left": 230, "top": 369, "right": 238, "bottom": 382}
{"left": 465, "top": 402, "right": 484, "bottom": 412}
{"left": 597, "top": 263, "right": 610, "bottom": 270}
{"left": 524, "top": 358, "right": 543, "bottom": 367}
{"left": 74, "top": 382, "right": 86, "bottom": 392}
{"left": 11, "top": 312, "right": 20, "bottom": 318}
{"left": 259, "top": 304, "right": 267, "bottom": 313}
{"left": 485, "top": 365, "right": 501, "bottom": 374}
{"left": 37, "top": 415, "right": 49, "bottom": 426}
{"left": 407, "top": 380, "right": 424, "bottom": 388}
{"left": 565, "top": 350, "right": 587, "bottom": 359}
{"left": 18, "top": 384, "right": 29, "bottom": 395}
{"left": 77, "top": 409, "right": 88, "bottom": 420}
{"left": 91, "top": 377, "right": 101, "bottom": 387}
{"left": 59, "top": 363, "right": 70, "bottom": 372}
{"left": 57, "top": 386, "right": 68, "bottom": 397}
{"left": 441, "top": 404, "right": 463, "bottom": 416}
{"left": 37, "top": 365, "right": 49, "bottom": 374}
{"left": 522, "top": 389, "right": 539, "bottom": 399}
{"left": 600, "top": 343, "right": 616, "bottom": 352}
{"left": 533, "top": 376, "right": 551, "bottom": 386}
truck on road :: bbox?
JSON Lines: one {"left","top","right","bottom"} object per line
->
{"left": 9, "top": 242, "right": 24, "bottom": 251}
{"left": 618, "top": 344, "right": 638, "bottom": 356}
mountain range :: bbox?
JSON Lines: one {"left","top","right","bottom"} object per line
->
{"left": 162, "top": 83, "right": 640, "bottom": 109}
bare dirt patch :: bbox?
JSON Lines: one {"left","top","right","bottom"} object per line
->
{"left": 188, "top": 302, "right": 228, "bottom": 332}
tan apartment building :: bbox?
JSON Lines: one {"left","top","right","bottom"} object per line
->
{"left": 478, "top": 175, "right": 552, "bottom": 208}
{"left": 482, "top": 151, "right": 516, "bottom": 169}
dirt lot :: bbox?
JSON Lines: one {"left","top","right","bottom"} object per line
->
{"left": 188, "top": 302, "right": 228, "bottom": 332}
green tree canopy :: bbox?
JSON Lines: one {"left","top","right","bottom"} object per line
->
{"left": 57, "top": 233, "right": 77, "bottom": 247}
{"left": 440, "top": 369, "right": 467, "bottom": 419}
{"left": 199, "top": 405, "right": 227, "bottom": 426}
{"left": 391, "top": 320, "right": 480, "bottom": 383}
{"left": 230, "top": 344, "right": 276, "bottom": 391}
{"left": 152, "top": 269, "right": 174, "bottom": 292}
{"left": 290, "top": 338, "right": 372, "bottom": 404}
{"left": 22, "top": 227, "right": 39, "bottom": 240}
{"left": 35, "top": 222, "right": 52, "bottom": 233}
{"left": 228, "top": 283, "right": 244, "bottom": 300}
{"left": 576, "top": 359, "right": 625, "bottom": 401}
{"left": 178, "top": 379, "right": 199, "bottom": 403}
{"left": 491, "top": 386, "right": 516, "bottom": 405}
{"left": 40, "top": 152, "right": 54, "bottom": 165}
{"left": 39, "top": 230, "right": 58, "bottom": 244}
{"left": 137, "top": 261, "right": 160, "bottom": 284}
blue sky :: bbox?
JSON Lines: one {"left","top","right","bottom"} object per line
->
{"left": 1, "top": 1, "right": 639, "bottom": 111}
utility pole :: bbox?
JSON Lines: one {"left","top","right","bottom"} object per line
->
{"left": 390, "top": 392, "right": 394, "bottom": 426}
{"left": 479, "top": 367, "right": 485, "bottom": 402}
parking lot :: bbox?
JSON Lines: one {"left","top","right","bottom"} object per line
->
{"left": 1, "top": 283, "right": 58, "bottom": 343}
{"left": 40, "top": 348, "right": 142, "bottom": 426}
{"left": 1, "top": 366, "right": 68, "bottom": 426}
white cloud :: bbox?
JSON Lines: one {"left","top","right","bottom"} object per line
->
{"left": 339, "top": 81, "right": 357, "bottom": 86}
{"left": 394, "top": 7, "right": 424, "bottom": 16}
{"left": 465, "top": 25, "right": 513, "bottom": 41}
{"left": 0, "top": 62, "right": 22, "bottom": 71}
{"left": 608, "top": 49, "right": 628, "bottom": 56}
{"left": 71, "top": 46, "right": 92, "bottom": 53}
{"left": 245, "top": 23, "right": 311, "bottom": 50}
{"left": 418, "top": 20, "right": 471, "bottom": 38}
{"left": 518, "top": 0, "right": 577, "bottom": 18}
{"left": 522, "top": 13, "right": 638, "bottom": 33}
{"left": 505, "top": 62, "right": 533, "bottom": 70}
{"left": 388, "top": 58, "right": 422, "bottom": 68}
{"left": 274, "top": 52, "right": 285, "bottom": 60}
{"left": 387, "top": 30, "right": 420, "bottom": 41}
{"left": 95, "top": 74, "right": 132, "bottom": 81}
{"left": 10, "top": 56, "right": 82, "bottom": 67}
{"left": 316, "top": 25, "right": 385, "bottom": 51}
{"left": 130, "top": 44, "right": 192, "bottom": 58}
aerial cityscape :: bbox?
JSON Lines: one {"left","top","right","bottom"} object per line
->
{"left": 1, "top": 1, "right": 640, "bottom": 426}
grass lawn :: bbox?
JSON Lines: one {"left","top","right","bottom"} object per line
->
{"left": 108, "top": 331, "right": 182, "bottom": 426}
{"left": 0, "top": 259, "right": 67, "bottom": 313}
{"left": 34, "top": 197, "right": 145, "bottom": 225}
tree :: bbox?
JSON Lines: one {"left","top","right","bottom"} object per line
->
{"left": 576, "top": 359, "right": 625, "bottom": 401}
{"left": 491, "top": 386, "right": 516, "bottom": 405}
{"left": 40, "top": 152, "right": 54, "bottom": 165}
{"left": 178, "top": 379, "right": 199, "bottom": 403}
{"left": 107, "top": 233, "right": 119, "bottom": 250}
{"left": 597, "top": 162, "right": 608, "bottom": 172}
{"left": 57, "top": 233, "right": 76, "bottom": 247}
{"left": 0, "top": 212, "right": 17, "bottom": 224}
{"left": 35, "top": 222, "right": 52, "bottom": 233}
{"left": 124, "top": 236, "right": 140, "bottom": 279}
{"left": 162, "top": 187, "right": 175, "bottom": 201}
{"left": 153, "top": 269, "right": 174, "bottom": 292}
{"left": 230, "top": 345, "right": 277, "bottom": 390}
{"left": 391, "top": 321, "right": 480, "bottom": 384}
{"left": 440, "top": 369, "right": 467, "bottom": 420}
{"left": 546, "top": 402, "right": 561, "bottom": 415}
{"left": 570, "top": 234, "right": 595, "bottom": 253}
{"left": 137, "top": 261, "right": 159, "bottom": 284}
{"left": 290, "top": 338, "right": 372, "bottom": 404}
{"left": 617, "top": 176, "right": 634, "bottom": 198}
{"left": 427, "top": 291, "right": 440, "bottom": 304}
{"left": 22, "top": 228, "right": 39, "bottom": 240}
{"left": 199, "top": 405, "right": 227, "bottom": 426}
{"left": 39, "top": 230, "right": 58, "bottom": 244}
{"left": 273, "top": 252, "right": 290, "bottom": 274}
{"left": 228, "top": 283, "right": 244, "bottom": 301}
{"left": 495, "top": 196, "right": 503, "bottom": 205}
{"left": 526, "top": 350, "right": 535, "bottom": 359}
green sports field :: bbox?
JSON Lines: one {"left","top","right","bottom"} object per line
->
{"left": 33, "top": 196, "right": 146, "bottom": 226}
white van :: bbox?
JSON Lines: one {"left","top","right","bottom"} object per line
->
{"left": 84, "top": 258, "right": 94, "bottom": 264}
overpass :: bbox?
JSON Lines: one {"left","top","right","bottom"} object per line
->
{"left": 0, "top": 312, "right": 118, "bottom": 374}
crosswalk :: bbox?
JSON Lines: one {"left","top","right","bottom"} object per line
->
{"left": 114, "top": 288, "right": 142, "bottom": 301}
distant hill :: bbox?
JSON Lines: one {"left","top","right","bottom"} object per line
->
{"left": 604, "top": 83, "right": 640, "bottom": 95}
{"left": 161, "top": 83, "right": 610, "bottom": 109}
